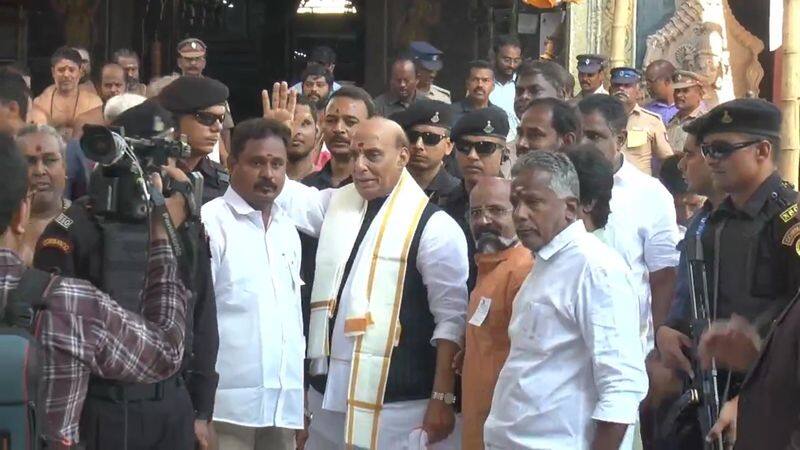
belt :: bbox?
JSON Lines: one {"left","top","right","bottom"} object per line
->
{"left": 86, "top": 375, "right": 184, "bottom": 403}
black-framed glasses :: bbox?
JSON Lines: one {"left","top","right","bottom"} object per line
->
{"left": 469, "top": 205, "right": 512, "bottom": 220}
{"left": 194, "top": 111, "right": 225, "bottom": 127}
{"left": 455, "top": 140, "right": 503, "bottom": 156}
{"left": 701, "top": 139, "right": 762, "bottom": 159}
{"left": 407, "top": 130, "right": 447, "bottom": 146}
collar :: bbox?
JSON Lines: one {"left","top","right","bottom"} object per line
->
{"left": 385, "top": 91, "right": 415, "bottom": 108}
{"left": 535, "top": 220, "right": 585, "bottom": 261}
{"left": 717, "top": 172, "right": 783, "bottom": 219}
{"left": 495, "top": 73, "right": 517, "bottom": 87}
{"left": 426, "top": 166, "right": 461, "bottom": 195}
{"left": 223, "top": 185, "right": 284, "bottom": 220}
{"left": 647, "top": 100, "right": 675, "bottom": 108}
{"left": 629, "top": 104, "right": 644, "bottom": 117}
{"left": 674, "top": 103, "right": 708, "bottom": 123}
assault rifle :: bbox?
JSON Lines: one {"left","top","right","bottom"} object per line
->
{"left": 663, "top": 216, "right": 724, "bottom": 450}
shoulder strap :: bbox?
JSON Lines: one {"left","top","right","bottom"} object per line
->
{"left": 2, "top": 268, "right": 55, "bottom": 329}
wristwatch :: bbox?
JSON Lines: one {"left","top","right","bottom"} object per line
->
{"left": 431, "top": 391, "right": 457, "bottom": 405}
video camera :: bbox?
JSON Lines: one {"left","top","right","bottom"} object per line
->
{"left": 80, "top": 124, "right": 201, "bottom": 222}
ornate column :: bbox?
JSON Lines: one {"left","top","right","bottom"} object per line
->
{"left": 609, "top": 0, "right": 631, "bottom": 67}
{"left": 779, "top": 0, "right": 800, "bottom": 186}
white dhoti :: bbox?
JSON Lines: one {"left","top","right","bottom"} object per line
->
{"left": 306, "top": 388, "right": 462, "bottom": 450}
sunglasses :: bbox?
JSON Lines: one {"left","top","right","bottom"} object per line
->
{"left": 700, "top": 139, "right": 762, "bottom": 159}
{"left": 194, "top": 111, "right": 225, "bottom": 126}
{"left": 408, "top": 130, "right": 447, "bottom": 146}
{"left": 455, "top": 140, "right": 503, "bottom": 156}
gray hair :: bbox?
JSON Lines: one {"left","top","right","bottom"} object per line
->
{"left": 511, "top": 150, "right": 580, "bottom": 200}
{"left": 16, "top": 124, "right": 67, "bottom": 158}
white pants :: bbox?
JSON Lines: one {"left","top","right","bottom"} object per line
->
{"left": 305, "top": 388, "right": 462, "bottom": 450}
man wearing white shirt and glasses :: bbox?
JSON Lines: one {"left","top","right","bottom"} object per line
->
{"left": 202, "top": 118, "right": 305, "bottom": 450}
{"left": 483, "top": 150, "right": 648, "bottom": 450}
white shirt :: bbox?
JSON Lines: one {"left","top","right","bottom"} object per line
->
{"left": 483, "top": 221, "right": 648, "bottom": 450}
{"left": 489, "top": 75, "right": 519, "bottom": 142}
{"left": 276, "top": 179, "right": 469, "bottom": 413}
{"left": 604, "top": 157, "right": 681, "bottom": 351}
{"left": 202, "top": 187, "right": 306, "bottom": 428}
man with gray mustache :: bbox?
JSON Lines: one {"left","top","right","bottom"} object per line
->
{"left": 609, "top": 67, "right": 673, "bottom": 176}
{"left": 457, "top": 176, "right": 533, "bottom": 450}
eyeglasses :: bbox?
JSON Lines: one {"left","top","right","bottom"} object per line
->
{"left": 455, "top": 140, "right": 503, "bottom": 156}
{"left": 408, "top": 130, "right": 447, "bottom": 146}
{"left": 194, "top": 111, "right": 225, "bottom": 126}
{"left": 469, "top": 205, "right": 511, "bottom": 220}
{"left": 700, "top": 139, "right": 762, "bottom": 159}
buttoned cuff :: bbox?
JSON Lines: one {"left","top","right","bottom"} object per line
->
{"left": 591, "top": 392, "right": 645, "bottom": 425}
{"left": 645, "top": 253, "right": 680, "bottom": 273}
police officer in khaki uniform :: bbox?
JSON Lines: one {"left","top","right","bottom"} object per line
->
{"left": 609, "top": 67, "right": 673, "bottom": 175}
{"left": 573, "top": 54, "right": 608, "bottom": 101}
{"left": 410, "top": 41, "right": 451, "bottom": 104}
{"left": 667, "top": 70, "right": 708, "bottom": 154}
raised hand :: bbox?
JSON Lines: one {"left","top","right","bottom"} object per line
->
{"left": 262, "top": 81, "right": 297, "bottom": 132}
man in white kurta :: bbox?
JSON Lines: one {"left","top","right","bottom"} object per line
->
{"left": 202, "top": 119, "right": 305, "bottom": 450}
{"left": 484, "top": 150, "right": 648, "bottom": 450}
{"left": 278, "top": 117, "right": 468, "bottom": 450}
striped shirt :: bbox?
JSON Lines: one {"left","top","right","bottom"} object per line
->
{"left": 0, "top": 241, "right": 188, "bottom": 448}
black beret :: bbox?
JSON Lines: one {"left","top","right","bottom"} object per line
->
{"left": 158, "top": 76, "right": 229, "bottom": 114}
{"left": 687, "top": 98, "right": 782, "bottom": 139}
{"left": 390, "top": 100, "right": 453, "bottom": 130}
{"left": 113, "top": 99, "right": 176, "bottom": 138}
{"left": 451, "top": 106, "right": 509, "bottom": 141}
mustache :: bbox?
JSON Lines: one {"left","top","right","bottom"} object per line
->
{"left": 613, "top": 91, "right": 629, "bottom": 101}
{"left": 254, "top": 179, "right": 278, "bottom": 190}
{"left": 475, "top": 230, "right": 517, "bottom": 253}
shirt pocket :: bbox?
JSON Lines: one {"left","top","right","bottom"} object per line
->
{"left": 519, "top": 301, "right": 559, "bottom": 354}
{"left": 627, "top": 129, "right": 648, "bottom": 149}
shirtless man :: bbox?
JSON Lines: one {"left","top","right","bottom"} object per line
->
{"left": 16, "top": 124, "right": 69, "bottom": 265}
{"left": 73, "top": 63, "right": 128, "bottom": 138}
{"left": 34, "top": 46, "right": 102, "bottom": 140}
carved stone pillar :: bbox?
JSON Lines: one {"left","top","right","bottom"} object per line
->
{"left": 779, "top": 0, "right": 800, "bottom": 186}
{"left": 643, "top": 0, "right": 764, "bottom": 105}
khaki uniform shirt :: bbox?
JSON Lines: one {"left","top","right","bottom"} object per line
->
{"left": 624, "top": 104, "right": 673, "bottom": 175}
{"left": 417, "top": 84, "right": 451, "bottom": 104}
{"left": 667, "top": 104, "right": 708, "bottom": 154}
{"left": 462, "top": 245, "right": 534, "bottom": 450}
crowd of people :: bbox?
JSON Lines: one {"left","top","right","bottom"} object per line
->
{"left": 0, "top": 31, "right": 799, "bottom": 450}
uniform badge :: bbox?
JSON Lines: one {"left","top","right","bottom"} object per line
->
{"left": 721, "top": 110, "right": 733, "bottom": 124}
{"left": 781, "top": 204, "right": 798, "bottom": 223}
{"left": 191, "top": 41, "right": 198, "bottom": 50}
{"left": 483, "top": 121, "right": 494, "bottom": 134}
{"left": 782, "top": 222, "right": 800, "bottom": 246}
{"left": 54, "top": 213, "right": 73, "bottom": 230}
{"left": 431, "top": 111, "right": 440, "bottom": 124}
{"left": 39, "top": 238, "right": 72, "bottom": 254}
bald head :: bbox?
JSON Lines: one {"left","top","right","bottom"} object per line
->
{"left": 645, "top": 60, "right": 676, "bottom": 103}
{"left": 351, "top": 117, "right": 410, "bottom": 200}
{"left": 646, "top": 60, "right": 675, "bottom": 79}
{"left": 99, "top": 63, "right": 126, "bottom": 102}
{"left": 469, "top": 176, "right": 516, "bottom": 252}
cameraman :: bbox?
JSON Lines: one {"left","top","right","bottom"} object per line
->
{"left": 0, "top": 132, "right": 190, "bottom": 448}
{"left": 33, "top": 101, "right": 219, "bottom": 450}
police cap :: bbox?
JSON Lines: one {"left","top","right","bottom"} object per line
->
{"left": 672, "top": 70, "right": 704, "bottom": 90}
{"left": 576, "top": 54, "right": 607, "bottom": 74}
{"left": 177, "top": 38, "right": 207, "bottom": 58}
{"left": 451, "top": 106, "right": 509, "bottom": 141}
{"left": 158, "top": 76, "right": 229, "bottom": 114}
{"left": 113, "top": 99, "right": 176, "bottom": 138}
{"left": 685, "top": 98, "right": 782, "bottom": 139}
{"left": 390, "top": 100, "right": 453, "bottom": 130}
{"left": 410, "top": 41, "right": 444, "bottom": 72}
{"left": 610, "top": 67, "right": 641, "bottom": 84}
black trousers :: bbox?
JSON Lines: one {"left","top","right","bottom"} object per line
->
{"left": 79, "top": 381, "right": 194, "bottom": 450}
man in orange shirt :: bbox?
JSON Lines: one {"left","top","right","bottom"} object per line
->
{"left": 456, "top": 175, "right": 533, "bottom": 450}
